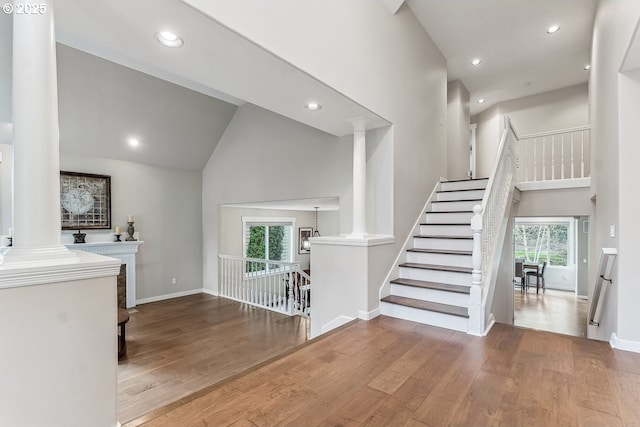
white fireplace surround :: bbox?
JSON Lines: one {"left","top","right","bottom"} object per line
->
{"left": 65, "top": 241, "right": 143, "bottom": 308}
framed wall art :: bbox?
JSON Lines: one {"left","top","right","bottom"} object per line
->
{"left": 298, "top": 227, "right": 312, "bottom": 254}
{"left": 60, "top": 171, "right": 111, "bottom": 230}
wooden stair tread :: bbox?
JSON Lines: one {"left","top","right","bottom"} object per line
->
{"left": 420, "top": 224, "right": 471, "bottom": 228}
{"left": 390, "top": 278, "right": 471, "bottom": 294}
{"left": 399, "top": 263, "right": 472, "bottom": 274}
{"left": 441, "top": 178, "right": 488, "bottom": 183}
{"left": 431, "top": 199, "right": 483, "bottom": 203}
{"left": 414, "top": 235, "right": 473, "bottom": 240}
{"left": 381, "top": 295, "right": 469, "bottom": 318}
{"left": 437, "top": 188, "right": 486, "bottom": 193}
{"left": 407, "top": 248, "right": 472, "bottom": 256}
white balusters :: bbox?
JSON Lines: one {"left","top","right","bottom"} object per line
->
{"left": 471, "top": 205, "right": 483, "bottom": 287}
{"left": 517, "top": 126, "right": 590, "bottom": 183}
{"left": 218, "top": 255, "right": 310, "bottom": 317}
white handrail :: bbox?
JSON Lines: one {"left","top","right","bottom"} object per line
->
{"left": 588, "top": 248, "right": 617, "bottom": 327}
{"left": 218, "top": 254, "right": 310, "bottom": 317}
{"left": 518, "top": 125, "right": 590, "bottom": 139}
{"left": 469, "top": 116, "right": 519, "bottom": 335}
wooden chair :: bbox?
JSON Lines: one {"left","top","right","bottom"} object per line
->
{"left": 514, "top": 259, "right": 525, "bottom": 292}
{"left": 525, "top": 261, "right": 547, "bottom": 294}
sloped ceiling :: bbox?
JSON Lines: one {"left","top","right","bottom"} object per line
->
{"left": 57, "top": 44, "right": 238, "bottom": 171}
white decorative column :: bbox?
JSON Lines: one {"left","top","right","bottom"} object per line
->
{"left": 6, "top": 0, "right": 72, "bottom": 261}
{"left": 349, "top": 118, "right": 367, "bottom": 238}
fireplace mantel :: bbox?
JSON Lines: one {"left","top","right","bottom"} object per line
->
{"left": 65, "top": 241, "right": 143, "bottom": 308}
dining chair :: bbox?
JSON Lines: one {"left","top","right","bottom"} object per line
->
{"left": 525, "top": 261, "right": 547, "bottom": 294}
{"left": 514, "top": 259, "right": 525, "bottom": 292}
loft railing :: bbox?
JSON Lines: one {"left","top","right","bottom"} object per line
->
{"left": 517, "top": 126, "right": 590, "bottom": 183}
{"left": 469, "top": 117, "right": 519, "bottom": 335}
{"left": 218, "top": 254, "right": 310, "bottom": 317}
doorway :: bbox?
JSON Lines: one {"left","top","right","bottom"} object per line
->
{"left": 513, "top": 216, "right": 589, "bottom": 337}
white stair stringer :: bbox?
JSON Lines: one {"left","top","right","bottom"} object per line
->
{"left": 381, "top": 178, "right": 488, "bottom": 333}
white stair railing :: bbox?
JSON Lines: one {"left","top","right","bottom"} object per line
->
{"left": 218, "top": 254, "right": 310, "bottom": 317}
{"left": 518, "top": 126, "right": 590, "bottom": 183}
{"left": 469, "top": 117, "right": 519, "bottom": 335}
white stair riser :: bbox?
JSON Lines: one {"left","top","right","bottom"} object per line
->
{"left": 440, "top": 180, "right": 488, "bottom": 192}
{"left": 399, "top": 267, "right": 471, "bottom": 286}
{"left": 390, "top": 283, "right": 469, "bottom": 307}
{"left": 425, "top": 212, "right": 473, "bottom": 224}
{"left": 406, "top": 251, "right": 471, "bottom": 268}
{"left": 413, "top": 238, "right": 473, "bottom": 251}
{"left": 430, "top": 200, "right": 481, "bottom": 212}
{"left": 436, "top": 189, "right": 485, "bottom": 201}
{"left": 419, "top": 224, "right": 472, "bottom": 237}
{"left": 381, "top": 302, "right": 468, "bottom": 332}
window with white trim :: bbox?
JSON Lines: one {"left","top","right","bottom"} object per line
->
{"left": 242, "top": 217, "right": 295, "bottom": 273}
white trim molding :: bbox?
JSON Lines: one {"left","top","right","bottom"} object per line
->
{"left": 137, "top": 288, "right": 203, "bottom": 305}
{"left": 610, "top": 333, "right": 640, "bottom": 353}
{"left": 359, "top": 307, "right": 381, "bottom": 320}
{"left": 320, "top": 315, "right": 355, "bottom": 335}
{"left": 311, "top": 234, "right": 395, "bottom": 247}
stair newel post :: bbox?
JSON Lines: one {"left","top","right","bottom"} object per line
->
{"left": 468, "top": 204, "right": 484, "bottom": 336}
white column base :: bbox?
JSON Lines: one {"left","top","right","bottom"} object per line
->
{"left": 1, "top": 245, "right": 77, "bottom": 266}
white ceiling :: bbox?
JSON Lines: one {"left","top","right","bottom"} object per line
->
{"left": 52, "top": 0, "right": 389, "bottom": 138}
{"left": 406, "top": 0, "right": 598, "bottom": 116}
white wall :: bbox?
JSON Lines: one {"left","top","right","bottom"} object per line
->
{"left": 515, "top": 187, "right": 592, "bottom": 217}
{"left": 0, "top": 11, "right": 10, "bottom": 123}
{"left": 60, "top": 154, "right": 203, "bottom": 301}
{"left": 589, "top": 0, "right": 640, "bottom": 342}
{"left": 447, "top": 80, "right": 471, "bottom": 180}
{"left": 203, "top": 104, "right": 352, "bottom": 293}
{"left": 617, "top": 67, "right": 640, "bottom": 343}
{"left": 220, "top": 206, "right": 339, "bottom": 271}
{"left": 0, "top": 276, "right": 118, "bottom": 427}
{"left": 195, "top": 1, "right": 447, "bottom": 310}
{"left": 473, "top": 105, "right": 500, "bottom": 178}
{"left": 472, "top": 84, "right": 589, "bottom": 177}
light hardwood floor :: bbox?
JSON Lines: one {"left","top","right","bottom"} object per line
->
{"left": 125, "top": 316, "right": 640, "bottom": 427}
{"left": 118, "top": 294, "right": 309, "bottom": 424}
{"left": 515, "top": 288, "right": 588, "bottom": 337}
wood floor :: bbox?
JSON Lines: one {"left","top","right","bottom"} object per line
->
{"left": 118, "top": 294, "right": 309, "bottom": 423}
{"left": 125, "top": 316, "right": 640, "bottom": 427}
{"left": 515, "top": 288, "right": 588, "bottom": 337}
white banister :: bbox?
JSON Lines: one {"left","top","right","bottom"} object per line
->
{"left": 468, "top": 116, "right": 519, "bottom": 335}
{"left": 218, "top": 254, "right": 310, "bottom": 317}
{"left": 518, "top": 126, "right": 590, "bottom": 184}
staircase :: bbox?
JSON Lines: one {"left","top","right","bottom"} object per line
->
{"left": 380, "top": 178, "right": 488, "bottom": 332}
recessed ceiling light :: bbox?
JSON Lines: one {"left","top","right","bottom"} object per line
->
{"left": 155, "top": 31, "right": 184, "bottom": 48}
{"left": 128, "top": 137, "right": 140, "bottom": 148}
{"left": 471, "top": 58, "right": 481, "bottom": 66}
{"left": 546, "top": 25, "right": 560, "bottom": 34}
{"left": 477, "top": 99, "right": 486, "bottom": 104}
{"left": 584, "top": 64, "right": 591, "bottom": 70}
{"left": 305, "top": 102, "right": 322, "bottom": 111}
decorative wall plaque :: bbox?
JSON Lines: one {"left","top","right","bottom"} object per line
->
{"left": 60, "top": 171, "right": 111, "bottom": 230}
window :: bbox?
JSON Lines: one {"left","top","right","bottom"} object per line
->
{"left": 242, "top": 217, "right": 295, "bottom": 273}
{"left": 514, "top": 220, "right": 570, "bottom": 266}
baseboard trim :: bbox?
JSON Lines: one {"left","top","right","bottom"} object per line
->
{"left": 321, "top": 315, "right": 355, "bottom": 334}
{"left": 202, "top": 288, "right": 219, "bottom": 297}
{"left": 610, "top": 333, "right": 640, "bottom": 353}
{"left": 359, "top": 307, "right": 381, "bottom": 320}
{"left": 136, "top": 288, "right": 203, "bottom": 305}
{"left": 483, "top": 313, "right": 496, "bottom": 336}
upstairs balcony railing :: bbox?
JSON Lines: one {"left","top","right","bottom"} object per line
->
{"left": 218, "top": 254, "right": 310, "bottom": 317}
{"left": 517, "top": 126, "right": 591, "bottom": 184}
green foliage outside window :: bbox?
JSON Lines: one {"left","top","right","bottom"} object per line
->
{"left": 514, "top": 223, "right": 568, "bottom": 266}
{"left": 245, "top": 225, "right": 286, "bottom": 273}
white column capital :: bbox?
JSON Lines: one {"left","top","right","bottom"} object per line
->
{"left": 348, "top": 117, "right": 367, "bottom": 134}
